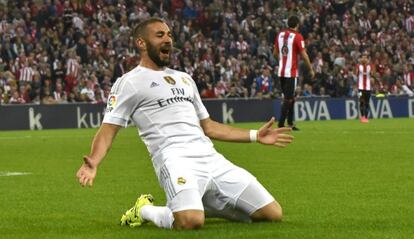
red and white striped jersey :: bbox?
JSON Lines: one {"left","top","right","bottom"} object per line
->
{"left": 405, "top": 16, "right": 414, "bottom": 33}
{"left": 404, "top": 72, "right": 413, "bottom": 87}
{"left": 356, "top": 64, "right": 373, "bottom": 91}
{"left": 19, "top": 66, "right": 35, "bottom": 82}
{"left": 274, "top": 29, "right": 305, "bottom": 78}
{"left": 66, "top": 58, "right": 80, "bottom": 78}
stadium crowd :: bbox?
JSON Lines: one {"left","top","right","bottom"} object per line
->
{"left": 0, "top": 0, "right": 413, "bottom": 105}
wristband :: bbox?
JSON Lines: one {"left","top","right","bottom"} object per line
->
{"left": 249, "top": 130, "right": 258, "bottom": 142}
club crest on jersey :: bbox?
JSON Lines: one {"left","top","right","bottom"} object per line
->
{"left": 106, "top": 94, "right": 117, "bottom": 112}
{"left": 177, "top": 177, "right": 186, "bottom": 185}
{"left": 163, "top": 76, "right": 176, "bottom": 85}
{"left": 282, "top": 44, "right": 289, "bottom": 56}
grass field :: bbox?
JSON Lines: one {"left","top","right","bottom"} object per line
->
{"left": 0, "top": 118, "right": 413, "bottom": 239}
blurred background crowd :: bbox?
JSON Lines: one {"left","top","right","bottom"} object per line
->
{"left": 0, "top": 0, "right": 413, "bottom": 105}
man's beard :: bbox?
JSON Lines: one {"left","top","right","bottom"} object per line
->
{"left": 146, "top": 40, "right": 171, "bottom": 67}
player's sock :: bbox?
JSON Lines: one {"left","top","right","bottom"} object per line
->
{"left": 287, "top": 99, "right": 295, "bottom": 126}
{"left": 360, "top": 105, "right": 365, "bottom": 118}
{"left": 278, "top": 100, "right": 289, "bottom": 127}
{"left": 364, "top": 105, "right": 369, "bottom": 119}
{"left": 140, "top": 205, "right": 174, "bottom": 229}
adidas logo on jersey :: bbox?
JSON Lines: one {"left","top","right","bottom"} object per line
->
{"left": 150, "top": 82, "right": 159, "bottom": 88}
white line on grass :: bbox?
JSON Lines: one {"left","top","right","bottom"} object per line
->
{"left": 339, "top": 131, "right": 411, "bottom": 135}
{"left": 0, "top": 172, "right": 32, "bottom": 177}
{"left": 0, "top": 135, "right": 33, "bottom": 140}
{"left": 0, "top": 134, "right": 92, "bottom": 140}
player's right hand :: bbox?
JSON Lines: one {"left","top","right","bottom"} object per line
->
{"left": 257, "top": 117, "right": 294, "bottom": 148}
{"left": 76, "top": 156, "right": 97, "bottom": 187}
{"left": 310, "top": 69, "right": 316, "bottom": 79}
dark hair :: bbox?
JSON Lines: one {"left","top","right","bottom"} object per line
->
{"left": 133, "top": 17, "right": 166, "bottom": 40}
{"left": 287, "top": 15, "right": 300, "bottom": 28}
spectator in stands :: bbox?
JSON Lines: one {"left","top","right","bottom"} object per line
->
{"left": 93, "top": 84, "right": 105, "bottom": 104}
{"left": 255, "top": 66, "right": 273, "bottom": 99}
{"left": 53, "top": 82, "right": 68, "bottom": 103}
{"left": 200, "top": 82, "right": 216, "bottom": 98}
{"left": 68, "top": 87, "right": 80, "bottom": 103}
{"left": 82, "top": 0, "right": 95, "bottom": 17}
{"left": 183, "top": 0, "right": 198, "bottom": 20}
{"left": 214, "top": 80, "right": 227, "bottom": 99}
{"left": 65, "top": 50, "right": 80, "bottom": 95}
{"left": 401, "top": 64, "right": 414, "bottom": 96}
{"left": 225, "top": 84, "right": 241, "bottom": 98}
{"left": 42, "top": 88, "right": 57, "bottom": 104}
{"left": 318, "top": 86, "right": 330, "bottom": 97}
{"left": 9, "top": 91, "right": 25, "bottom": 104}
{"left": 80, "top": 80, "right": 95, "bottom": 103}
{"left": 19, "top": 84, "right": 31, "bottom": 103}
{"left": 249, "top": 81, "right": 258, "bottom": 98}
{"left": 19, "top": 61, "right": 35, "bottom": 84}
{"left": 302, "top": 83, "right": 313, "bottom": 97}
{"left": 63, "top": 0, "right": 74, "bottom": 30}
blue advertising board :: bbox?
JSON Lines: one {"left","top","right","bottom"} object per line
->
{"left": 0, "top": 96, "right": 412, "bottom": 130}
{"left": 289, "top": 97, "right": 414, "bottom": 121}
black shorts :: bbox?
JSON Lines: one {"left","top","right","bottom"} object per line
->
{"left": 280, "top": 77, "right": 297, "bottom": 98}
{"left": 358, "top": 90, "right": 371, "bottom": 99}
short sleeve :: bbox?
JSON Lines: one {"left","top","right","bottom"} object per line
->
{"left": 103, "top": 80, "right": 138, "bottom": 127}
{"left": 189, "top": 76, "right": 209, "bottom": 120}
{"left": 296, "top": 34, "right": 305, "bottom": 52}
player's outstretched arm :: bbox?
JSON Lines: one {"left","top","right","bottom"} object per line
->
{"left": 200, "top": 117, "right": 293, "bottom": 147}
{"left": 76, "top": 123, "right": 121, "bottom": 187}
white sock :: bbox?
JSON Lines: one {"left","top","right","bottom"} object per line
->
{"left": 140, "top": 205, "right": 174, "bottom": 229}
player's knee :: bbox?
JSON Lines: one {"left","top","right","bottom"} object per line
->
{"left": 251, "top": 202, "right": 283, "bottom": 222}
{"left": 263, "top": 204, "right": 283, "bottom": 222}
{"left": 268, "top": 206, "right": 283, "bottom": 222}
{"left": 173, "top": 213, "right": 204, "bottom": 230}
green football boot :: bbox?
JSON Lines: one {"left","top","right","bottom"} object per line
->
{"left": 120, "top": 194, "right": 154, "bottom": 227}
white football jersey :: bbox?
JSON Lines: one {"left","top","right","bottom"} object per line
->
{"left": 103, "top": 66, "right": 214, "bottom": 158}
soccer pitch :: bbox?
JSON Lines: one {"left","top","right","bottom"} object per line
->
{"left": 0, "top": 119, "right": 413, "bottom": 239}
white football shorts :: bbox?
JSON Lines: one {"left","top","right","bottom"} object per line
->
{"left": 152, "top": 150, "right": 275, "bottom": 220}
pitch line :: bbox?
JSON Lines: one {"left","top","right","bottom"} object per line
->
{"left": 0, "top": 172, "right": 32, "bottom": 177}
{"left": 0, "top": 134, "right": 91, "bottom": 140}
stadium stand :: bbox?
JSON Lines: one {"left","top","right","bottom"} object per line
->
{"left": 0, "top": 0, "right": 413, "bottom": 105}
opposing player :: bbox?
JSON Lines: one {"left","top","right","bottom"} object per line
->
{"left": 355, "top": 52, "right": 375, "bottom": 123}
{"left": 274, "top": 15, "right": 315, "bottom": 130}
{"left": 76, "top": 17, "right": 294, "bottom": 230}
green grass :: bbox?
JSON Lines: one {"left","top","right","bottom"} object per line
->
{"left": 0, "top": 118, "right": 413, "bottom": 239}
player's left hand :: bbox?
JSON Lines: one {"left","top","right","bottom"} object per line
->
{"left": 257, "top": 117, "right": 294, "bottom": 148}
{"left": 76, "top": 156, "right": 97, "bottom": 187}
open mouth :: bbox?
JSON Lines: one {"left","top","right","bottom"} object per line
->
{"left": 160, "top": 46, "right": 171, "bottom": 55}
